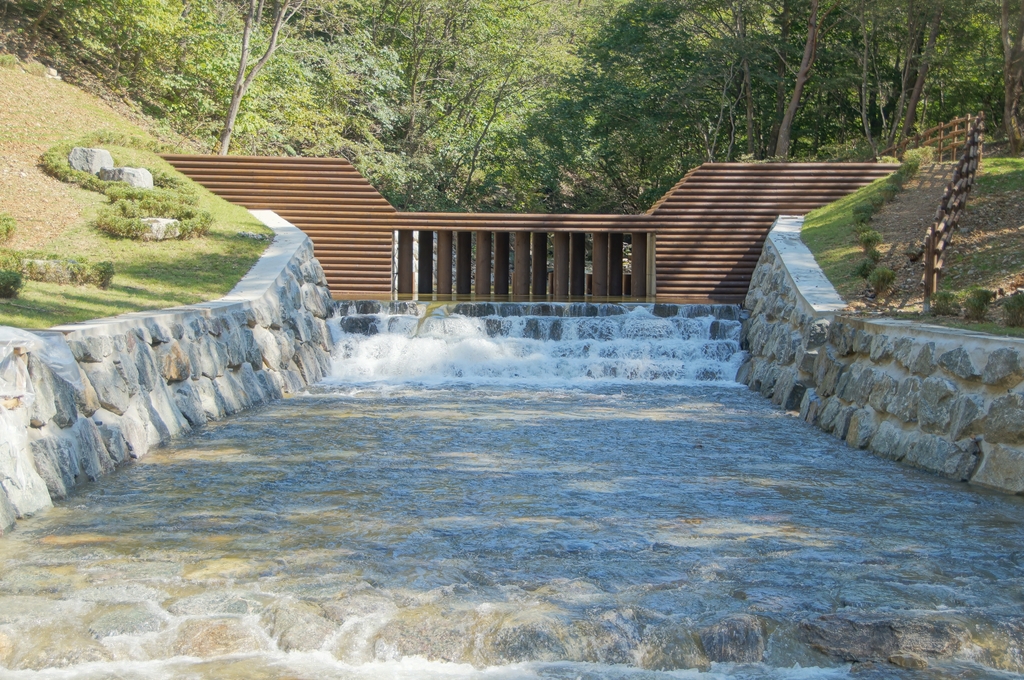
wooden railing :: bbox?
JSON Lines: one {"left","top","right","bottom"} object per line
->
{"left": 923, "top": 112, "right": 985, "bottom": 311}
{"left": 881, "top": 114, "right": 978, "bottom": 162}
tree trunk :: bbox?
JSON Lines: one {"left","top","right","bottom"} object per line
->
{"left": 219, "top": 0, "right": 302, "bottom": 155}
{"left": 1002, "top": 0, "right": 1024, "bottom": 155}
{"left": 768, "top": 0, "right": 791, "bottom": 155}
{"left": 737, "top": 4, "right": 756, "bottom": 156}
{"left": 901, "top": 6, "right": 942, "bottom": 142}
{"left": 774, "top": 0, "right": 819, "bottom": 158}
{"left": 858, "top": 0, "right": 876, "bottom": 156}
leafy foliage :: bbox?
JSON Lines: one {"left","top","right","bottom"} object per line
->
{"left": 0, "top": 213, "right": 15, "bottom": 243}
{"left": 963, "top": 288, "right": 995, "bottom": 321}
{"left": 868, "top": 266, "right": 896, "bottom": 295}
{"left": 1005, "top": 293, "right": 1024, "bottom": 327}
{"left": 0, "top": 270, "right": 23, "bottom": 299}
{"left": 930, "top": 291, "right": 960, "bottom": 316}
{"left": 3, "top": 0, "right": 1007, "bottom": 214}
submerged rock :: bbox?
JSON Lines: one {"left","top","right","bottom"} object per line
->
{"left": 799, "top": 612, "right": 970, "bottom": 662}
{"left": 172, "top": 617, "right": 267, "bottom": 657}
{"left": 698, "top": 613, "right": 766, "bottom": 663}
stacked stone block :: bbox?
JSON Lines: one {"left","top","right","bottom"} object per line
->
{"left": 741, "top": 239, "right": 1024, "bottom": 494}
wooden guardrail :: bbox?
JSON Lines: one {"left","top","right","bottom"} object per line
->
{"left": 881, "top": 114, "right": 978, "bottom": 162}
{"left": 923, "top": 112, "right": 985, "bottom": 311}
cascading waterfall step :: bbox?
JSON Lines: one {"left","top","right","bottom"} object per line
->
{"left": 328, "top": 302, "right": 748, "bottom": 384}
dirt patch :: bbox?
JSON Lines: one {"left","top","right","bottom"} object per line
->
{"left": 847, "top": 161, "right": 1024, "bottom": 325}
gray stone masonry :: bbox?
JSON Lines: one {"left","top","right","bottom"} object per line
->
{"left": 740, "top": 215, "right": 1024, "bottom": 494}
{"left": 0, "top": 211, "right": 336, "bottom": 532}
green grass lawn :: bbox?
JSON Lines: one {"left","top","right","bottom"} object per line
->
{"left": 0, "top": 145, "right": 272, "bottom": 329}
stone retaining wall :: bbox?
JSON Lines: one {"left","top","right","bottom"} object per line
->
{"left": 0, "top": 211, "right": 336, "bottom": 532}
{"left": 740, "top": 216, "right": 1024, "bottom": 494}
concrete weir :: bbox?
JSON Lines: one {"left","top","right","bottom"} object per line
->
{"left": 0, "top": 211, "right": 335, "bottom": 532}
{"left": 740, "top": 215, "right": 1024, "bottom": 494}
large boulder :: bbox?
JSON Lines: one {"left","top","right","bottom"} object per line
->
{"left": 800, "top": 612, "right": 969, "bottom": 662}
{"left": 99, "top": 166, "right": 154, "bottom": 189}
{"left": 140, "top": 218, "right": 180, "bottom": 241}
{"left": 67, "top": 147, "right": 113, "bottom": 175}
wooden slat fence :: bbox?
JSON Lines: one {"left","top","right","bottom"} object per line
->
{"left": 881, "top": 114, "right": 977, "bottom": 162}
{"left": 647, "top": 163, "right": 897, "bottom": 299}
{"left": 165, "top": 155, "right": 897, "bottom": 302}
{"left": 923, "top": 112, "right": 985, "bottom": 310}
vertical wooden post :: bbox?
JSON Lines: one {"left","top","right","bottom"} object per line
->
{"left": 569, "top": 232, "right": 586, "bottom": 296}
{"left": 532, "top": 231, "right": 547, "bottom": 296}
{"left": 631, "top": 232, "right": 647, "bottom": 298}
{"left": 553, "top": 232, "right": 569, "bottom": 298}
{"left": 475, "top": 231, "right": 492, "bottom": 296}
{"left": 456, "top": 231, "right": 472, "bottom": 295}
{"left": 437, "top": 230, "right": 453, "bottom": 295}
{"left": 514, "top": 232, "right": 531, "bottom": 297}
{"left": 608, "top": 233, "right": 623, "bottom": 296}
{"left": 397, "top": 230, "right": 414, "bottom": 295}
{"left": 418, "top": 230, "right": 434, "bottom": 295}
{"left": 592, "top": 232, "right": 608, "bottom": 297}
{"left": 494, "top": 232, "right": 510, "bottom": 295}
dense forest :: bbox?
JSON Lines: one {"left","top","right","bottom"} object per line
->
{"left": 0, "top": 0, "right": 1015, "bottom": 213}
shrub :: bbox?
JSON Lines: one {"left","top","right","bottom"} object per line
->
{"left": 880, "top": 183, "right": 899, "bottom": 202}
{"left": 866, "top": 247, "right": 882, "bottom": 263}
{"left": 868, "top": 266, "right": 896, "bottom": 296}
{"left": 0, "top": 270, "right": 23, "bottom": 298}
{"left": 1004, "top": 292, "right": 1024, "bottom": 327}
{"left": 0, "top": 55, "right": 17, "bottom": 69}
{"left": 963, "top": 288, "right": 995, "bottom": 321}
{"left": 24, "top": 61, "right": 47, "bottom": 77}
{"left": 0, "top": 249, "right": 20, "bottom": 272}
{"left": 878, "top": 155, "right": 900, "bottom": 164}
{"left": 903, "top": 146, "right": 935, "bottom": 166}
{"left": 40, "top": 141, "right": 110, "bottom": 192}
{"left": 853, "top": 203, "right": 874, "bottom": 224}
{"left": 858, "top": 229, "right": 882, "bottom": 250}
{"left": 20, "top": 257, "right": 114, "bottom": 288}
{"left": 0, "top": 213, "right": 15, "bottom": 243}
{"left": 854, "top": 259, "right": 876, "bottom": 279}
{"left": 930, "top": 291, "right": 959, "bottom": 316}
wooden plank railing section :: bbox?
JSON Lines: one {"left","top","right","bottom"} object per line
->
{"left": 923, "top": 112, "right": 985, "bottom": 312}
{"left": 881, "top": 114, "right": 978, "bottom": 162}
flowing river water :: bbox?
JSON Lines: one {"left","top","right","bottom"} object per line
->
{"left": 2, "top": 303, "right": 1024, "bottom": 678}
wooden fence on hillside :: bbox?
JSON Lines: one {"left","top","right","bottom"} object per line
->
{"left": 881, "top": 114, "right": 979, "bottom": 162}
{"left": 923, "top": 112, "right": 985, "bottom": 311}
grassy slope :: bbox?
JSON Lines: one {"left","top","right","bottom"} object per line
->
{"left": 801, "top": 175, "right": 893, "bottom": 301}
{"left": 801, "top": 157, "right": 1024, "bottom": 337}
{"left": 0, "top": 66, "right": 272, "bottom": 329}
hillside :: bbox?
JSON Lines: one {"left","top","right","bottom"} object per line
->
{"left": 802, "top": 155, "right": 1024, "bottom": 336}
{"left": 0, "top": 63, "right": 272, "bottom": 329}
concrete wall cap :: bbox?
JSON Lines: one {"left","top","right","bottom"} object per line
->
{"left": 766, "top": 216, "right": 848, "bottom": 318}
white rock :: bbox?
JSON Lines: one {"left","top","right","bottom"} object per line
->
{"left": 141, "top": 218, "right": 180, "bottom": 241}
{"left": 99, "top": 167, "right": 154, "bottom": 189}
{"left": 68, "top": 148, "right": 114, "bottom": 176}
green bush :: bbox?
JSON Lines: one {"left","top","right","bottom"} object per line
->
{"left": 0, "top": 213, "right": 15, "bottom": 243}
{"left": 0, "top": 249, "right": 20, "bottom": 272}
{"left": 866, "top": 247, "right": 882, "bottom": 263}
{"left": 880, "top": 183, "right": 899, "bottom": 201}
{"left": 1004, "top": 292, "right": 1024, "bottom": 327}
{"left": 963, "top": 288, "right": 995, "bottom": 321}
{"left": 858, "top": 229, "right": 882, "bottom": 250}
{"left": 0, "top": 55, "right": 17, "bottom": 70}
{"left": 878, "top": 155, "right": 900, "bottom": 164}
{"left": 0, "top": 270, "right": 23, "bottom": 298}
{"left": 40, "top": 141, "right": 110, "bottom": 192}
{"left": 903, "top": 146, "right": 935, "bottom": 166}
{"left": 854, "top": 259, "right": 876, "bottom": 279}
{"left": 852, "top": 203, "right": 874, "bottom": 224}
{"left": 20, "top": 257, "right": 114, "bottom": 288}
{"left": 868, "top": 266, "right": 896, "bottom": 296}
{"left": 930, "top": 291, "right": 959, "bottom": 316}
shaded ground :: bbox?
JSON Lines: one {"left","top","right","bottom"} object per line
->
{"left": 0, "top": 64, "right": 271, "bottom": 329}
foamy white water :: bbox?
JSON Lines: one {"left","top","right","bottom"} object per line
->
{"left": 327, "top": 303, "right": 746, "bottom": 386}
